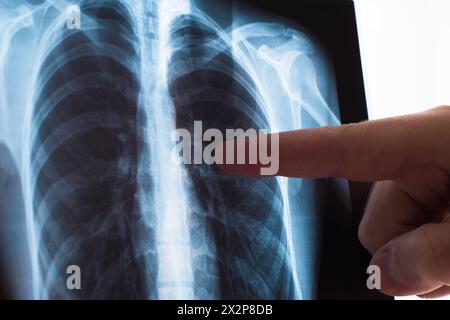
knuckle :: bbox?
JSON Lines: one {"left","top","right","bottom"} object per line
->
{"left": 358, "top": 183, "right": 380, "bottom": 254}
{"left": 428, "top": 105, "right": 450, "bottom": 114}
{"left": 328, "top": 124, "right": 353, "bottom": 177}
{"left": 358, "top": 217, "right": 376, "bottom": 253}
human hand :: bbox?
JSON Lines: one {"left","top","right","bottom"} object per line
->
{"left": 218, "top": 106, "right": 450, "bottom": 298}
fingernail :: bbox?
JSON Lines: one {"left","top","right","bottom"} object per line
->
{"left": 371, "top": 245, "right": 410, "bottom": 295}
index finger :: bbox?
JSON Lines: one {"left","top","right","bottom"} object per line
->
{"left": 218, "top": 107, "right": 450, "bottom": 181}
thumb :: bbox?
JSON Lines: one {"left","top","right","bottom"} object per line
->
{"left": 371, "top": 223, "right": 450, "bottom": 297}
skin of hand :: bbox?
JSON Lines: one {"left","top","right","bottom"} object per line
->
{"left": 218, "top": 106, "right": 450, "bottom": 298}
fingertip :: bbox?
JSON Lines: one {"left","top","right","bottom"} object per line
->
{"left": 370, "top": 227, "right": 450, "bottom": 297}
{"left": 370, "top": 245, "right": 408, "bottom": 296}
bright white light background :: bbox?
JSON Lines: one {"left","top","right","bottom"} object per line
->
{"left": 354, "top": 0, "right": 450, "bottom": 300}
{"left": 355, "top": 0, "right": 450, "bottom": 118}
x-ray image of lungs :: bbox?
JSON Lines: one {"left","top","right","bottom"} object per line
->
{"left": 0, "top": 0, "right": 344, "bottom": 299}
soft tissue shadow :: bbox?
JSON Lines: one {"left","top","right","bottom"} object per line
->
{"left": 0, "top": 142, "right": 33, "bottom": 299}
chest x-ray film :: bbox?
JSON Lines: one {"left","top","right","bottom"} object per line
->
{"left": 0, "top": 0, "right": 374, "bottom": 300}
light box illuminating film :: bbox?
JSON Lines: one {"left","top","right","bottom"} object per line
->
{"left": 0, "top": 0, "right": 385, "bottom": 300}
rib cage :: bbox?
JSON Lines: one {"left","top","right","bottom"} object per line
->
{"left": 0, "top": 0, "right": 343, "bottom": 299}
{"left": 168, "top": 15, "right": 298, "bottom": 299}
{"left": 29, "top": 0, "right": 156, "bottom": 299}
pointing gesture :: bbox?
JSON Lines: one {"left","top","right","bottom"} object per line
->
{"left": 219, "top": 106, "right": 450, "bottom": 298}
